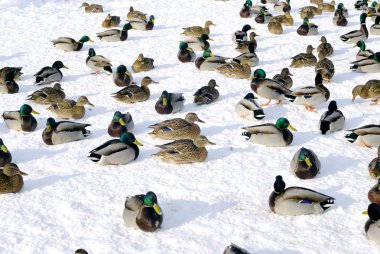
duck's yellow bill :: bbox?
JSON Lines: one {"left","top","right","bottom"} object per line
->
{"left": 18, "top": 170, "right": 28, "bottom": 176}
{"left": 119, "top": 118, "right": 126, "bottom": 125}
{"left": 125, "top": 71, "right": 131, "bottom": 76}
{"left": 208, "top": 37, "right": 214, "bottom": 41}
{"left": 64, "top": 66, "right": 69, "bottom": 69}
{"left": 153, "top": 203, "right": 163, "bottom": 215}
{"left": 305, "top": 157, "right": 312, "bottom": 167}
{"left": 0, "top": 145, "right": 8, "bottom": 153}
{"left": 288, "top": 125, "right": 297, "bottom": 131}
{"left": 250, "top": 76, "right": 255, "bottom": 80}
{"left": 32, "top": 110, "right": 40, "bottom": 114}
{"left": 89, "top": 39, "right": 94, "bottom": 42}
{"left": 210, "top": 53, "right": 215, "bottom": 57}
{"left": 187, "top": 47, "right": 194, "bottom": 52}
{"left": 46, "top": 125, "right": 52, "bottom": 132}
{"left": 163, "top": 97, "right": 167, "bottom": 106}
{"left": 362, "top": 211, "right": 368, "bottom": 215}
{"left": 133, "top": 140, "right": 143, "bottom": 146}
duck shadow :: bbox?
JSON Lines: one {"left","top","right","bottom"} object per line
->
{"left": 201, "top": 123, "right": 242, "bottom": 136}
{"left": 11, "top": 147, "right": 67, "bottom": 163}
{"left": 333, "top": 98, "right": 354, "bottom": 108}
{"left": 0, "top": 51, "right": 26, "bottom": 62}
{"left": 291, "top": 131, "right": 318, "bottom": 146}
{"left": 318, "top": 154, "right": 361, "bottom": 179}
{"left": 162, "top": 199, "right": 236, "bottom": 230}
{"left": 323, "top": 184, "right": 356, "bottom": 210}
{"left": 156, "top": 63, "right": 177, "bottom": 70}
{"left": 252, "top": 248, "right": 302, "bottom": 254}
{"left": 206, "top": 146, "right": 254, "bottom": 162}
{"left": 63, "top": 73, "right": 87, "bottom": 82}
{"left": 25, "top": 173, "right": 82, "bottom": 192}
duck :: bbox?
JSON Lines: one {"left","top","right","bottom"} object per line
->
{"left": 75, "top": 250, "right": 88, "bottom": 254}
{"left": 127, "top": 6, "right": 147, "bottom": 22}
{"left": 123, "top": 191, "right": 163, "bottom": 232}
{"left": 108, "top": 111, "right": 134, "bottom": 137}
{"left": 235, "top": 32, "right": 258, "bottom": 53}
{"left": 132, "top": 53, "right": 154, "bottom": 73}
{"left": 297, "top": 18, "right": 318, "bottom": 36}
{"left": 232, "top": 42, "right": 259, "bottom": 67}
{"left": 368, "top": 1, "right": 380, "bottom": 17}
{"left": 34, "top": 61, "right": 68, "bottom": 85}
{"left": 290, "top": 45, "right": 317, "bottom": 68}
{"left": 315, "top": 51, "right": 335, "bottom": 82}
{"left": 355, "top": 40, "right": 375, "bottom": 61}
{"left": 0, "top": 139, "right": 11, "bottom": 167}
{"left": 323, "top": 0, "right": 336, "bottom": 12}
{"left": 274, "top": 0, "right": 291, "bottom": 12}
{"left": 51, "top": 36, "right": 92, "bottom": 51}
{"left": 178, "top": 42, "right": 196, "bottom": 63}
{"left": 195, "top": 49, "right": 229, "bottom": 71}
{"left": 268, "top": 19, "right": 283, "bottom": 34}
{"left": 86, "top": 48, "right": 112, "bottom": 74}
{"left": 290, "top": 147, "right": 321, "bottom": 179}
{"left": 0, "top": 163, "right": 27, "bottom": 194}
{"left": 269, "top": 175, "right": 335, "bottom": 216}
{"left": 350, "top": 52, "right": 380, "bottom": 73}
{"left": 148, "top": 113, "right": 204, "bottom": 140}
{"left": 371, "top": 16, "right": 380, "bottom": 35}
{"left": 180, "top": 34, "right": 212, "bottom": 52}
{"left": 232, "top": 24, "right": 254, "bottom": 44}
{"left": 317, "top": 36, "right": 334, "bottom": 57}
{"left": 216, "top": 57, "right": 252, "bottom": 79}
{"left": 80, "top": 2, "right": 103, "bottom": 13}
{"left": 340, "top": 13, "right": 369, "bottom": 44}
{"left": 113, "top": 65, "right": 133, "bottom": 87}
{"left": 96, "top": 23, "right": 133, "bottom": 42}
{"left": 334, "top": 3, "right": 348, "bottom": 18}
{"left": 153, "top": 135, "right": 215, "bottom": 164}
{"left": 369, "top": 147, "right": 380, "bottom": 179}
{"left": 311, "top": 0, "right": 323, "bottom": 4}
{"left": 26, "top": 83, "right": 65, "bottom": 105}
{"left": 352, "top": 80, "right": 380, "bottom": 104}
{"left": 181, "top": 21, "right": 216, "bottom": 38}
{"left": 193, "top": 79, "right": 220, "bottom": 105}
{"left": 270, "top": 11, "right": 294, "bottom": 26}
{"left": 42, "top": 117, "right": 91, "bottom": 145}
{"left": 345, "top": 124, "right": 380, "bottom": 147}
{"left": 240, "top": 3, "right": 253, "bottom": 18}
{"left": 47, "top": 96, "right": 94, "bottom": 119}
{"left": 363, "top": 203, "right": 380, "bottom": 244}
{"left": 272, "top": 68, "right": 293, "bottom": 89}
{"left": 255, "top": 7, "right": 273, "bottom": 24}
{"left": 250, "top": 69, "right": 292, "bottom": 106}
{"left": 242, "top": 117, "right": 296, "bottom": 147}
{"left": 2, "top": 104, "right": 39, "bottom": 132}
{"left": 102, "top": 14, "right": 120, "bottom": 28}
{"left": 223, "top": 244, "right": 250, "bottom": 254}
{"left": 355, "top": 0, "right": 370, "bottom": 10}
{"left": 285, "top": 73, "right": 330, "bottom": 112}
{"left": 155, "top": 90, "right": 185, "bottom": 114}
{"left": 0, "top": 67, "right": 22, "bottom": 80}
{"left": 235, "top": 93, "right": 265, "bottom": 120}
{"left": 112, "top": 76, "right": 157, "bottom": 103}
{"left": 333, "top": 10, "right": 348, "bottom": 26}
{"left": 368, "top": 179, "right": 380, "bottom": 203}
{"left": 319, "top": 100, "right": 345, "bottom": 134}
{"left": 252, "top": 1, "right": 266, "bottom": 14}
{"left": 0, "top": 72, "right": 18, "bottom": 94}
{"left": 300, "top": 5, "right": 323, "bottom": 18}
{"left": 130, "top": 15, "right": 155, "bottom": 31}
{"left": 89, "top": 132, "right": 142, "bottom": 165}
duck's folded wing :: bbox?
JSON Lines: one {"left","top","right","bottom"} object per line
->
{"left": 348, "top": 124, "right": 380, "bottom": 135}
{"left": 90, "top": 140, "right": 127, "bottom": 155}
{"left": 291, "top": 86, "right": 321, "bottom": 96}
{"left": 282, "top": 187, "right": 334, "bottom": 202}
{"left": 34, "top": 66, "right": 51, "bottom": 77}
{"left": 2, "top": 111, "right": 20, "bottom": 120}
{"left": 52, "top": 37, "right": 75, "bottom": 44}
{"left": 97, "top": 29, "right": 120, "bottom": 37}
{"left": 56, "top": 121, "right": 90, "bottom": 132}
{"left": 156, "top": 139, "right": 194, "bottom": 151}
{"left": 242, "top": 124, "right": 279, "bottom": 134}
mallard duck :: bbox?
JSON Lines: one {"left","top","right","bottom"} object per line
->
{"left": 232, "top": 24, "right": 254, "bottom": 44}
{"left": 371, "top": 16, "right": 380, "bottom": 35}
{"left": 0, "top": 163, "right": 27, "bottom": 194}
{"left": 269, "top": 175, "right": 335, "bottom": 216}
{"left": 355, "top": 40, "right": 374, "bottom": 61}
{"left": 252, "top": 1, "right": 266, "bottom": 14}
{"left": 233, "top": 42, "right": 259, "bottom": 67}
{"left": 89, "top": 132, "right": 142, "bottom": 165}
{"left": 355, "top": 0, "right": 370, "bottom": 10}
{"left": 127, "top": 6, "right": 147, "bottom": 22}
{"left": 323, "top": 0, "right": 336, "bottom": 12}
{"left": 369, "top": 148, "right": 380, "bottom": 179}
{"left": 316, "top": 52, "right": 335, "bottom": 82}
{"left": 130, "top": 15, "right": 155, "bottom": 31}
{"left": 80, "top": 2, "right": 103, "bottom": 13}
{"left": 27, "top": 83, "right": 65, "bottom": 105}
{"left": 0, "top": 72, "right": 18, "bottom": 94}
{"left": 112, "top": 76, "right": 157, "bottom": 103}
{"left": 42, "top": 117, "right": 91, "bottom": 145}
{"left": 155, "top": 90, "right": 185, "bottom": 114}
{"left": 271, "top": 11, "right": 294, "bottom": 26}
{"left": 274, "top": 0, "right": 291, "bottom": 12}
{"left": 108, "top": 111, "right": 134, "bottom": 137}
{"left": 333, "top": 10, "right": 348, "bottom": 26}
{"left": 235, "top": 32, "right": 258, "bottom": 53}
{"left": 75, "top": 250, "right": 88, "bottom": 254}
{"left": 285, "top": 73, "right": 330, "bottom": 112}
{"left": 153, "top": 135, "right": 215, "bottom": 164}
{"left": 51, "top": 36, "right": 92, "bottom": 51}
{"left": 268, "top": 19, "right": 283, "bottom": 34}
{"left": 132, "top": 53, "right": 154, "bottom": 73}
{"left": 368, "top": 179, "right": 380, "bottom": 203}
{"left": 0, "top": 67, "right": 22, "bottom": 80}
{"left": 86, "top": 48, "right": 112, "bottom": 74}
{"left": 113, "top": 65, "right": 133, "bottom": 87}
{"left": 235, "top": 93, "right": 265, "bottom": 120}
{"left": 242, "top": 117, "right": 296, "bottom": 147}
{"left": 352, "top": 80, "right": 380, "bottom": 104}
{"left": 250, "top": 69, "right": 292, "bottom": 106}
{"left": 47, "top": 96, "right": 94, "bottom": 119}
{"left": 340, "top": 13, "right": 369, "bottom": 43}
{"left": 193, "top": 79, "right": 219, "bottom": 105}
{"left": 96, "top": 23, "right": 133, "bottom": 42}
{"left": 181, "top": 21, "right": 216, "bottom": 38}
{"left": 240, "top": 3, "right": 253, "bottom": 18}
{"left": 290, "top": 45, "right": 317, "bottom": 67}
{"left": 317, "top": 36, "right": 334, "bottom": 57}
{"left": 0, "top": 139, "right": 11, "bottom": 167}
{"left": 216, "top": 57, "right": 252, "bottom": 79}
{"left": 334, "top": 3, "right": 348, "bottom": 18}
{"left": 180, "top": 34, "right": 212, "bottom": 52}
{"left": 368, "top": 1, "right": 380, "bottom": 16}
{"left": 195, "top": 49, "right": 229, "bottom": 71}
{"left": 350, "top": 52, "right": 380, "bottom": 73}
{"left": 223, "top": 244, "right": 250, "bottom": 254}
{"left": 290, "top": 147, "right": 321, "bottom": 179}
{"left": 345, "top": 124, "right": 380, "bottom": 147}
{"left": 255, "top": 7, "right": 273, "bottom": 24}
{"left": 363, "top": 203, "right": 380, "bottom": 244}
{"left": 2, "top": 104, "right": 39, "bottom": 132}
{"left": 297, "top": 18, "right": 318, "bottom": 36}
{"left": 34, "top": 61, "right": 68, "bottom": 85}
{"left": 273, "top": 68, "right": 293, "bottom": 89}
{"left": 319, "top": 100, "right": 345, "bottom": 134}
{"left": 300, "top": 5, "right": 323, "bottom": 18}
{"left": 123, "top": 191, "right": 163, "bottom": 232}
{"left": 178, "top": 42, "right": 196, "bottom": 63}
{"left": 148, "top": 112, "right": 204, "bottom": 140}
{"left": 102, "top": 14, "right": 120, "bottom": 28}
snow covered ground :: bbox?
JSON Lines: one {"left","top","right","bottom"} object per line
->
{"left": 0, "top": 0, "right": 380, "bottom": 253}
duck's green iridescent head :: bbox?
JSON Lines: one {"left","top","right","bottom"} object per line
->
{"left": 20, "top": 104, "right": 39, "bottom": 116}
{"left": 45, "top": 117, "right": 57, "bottom": 132}
{"left": 179, "top": 42, "right": 189, "bottom": 50}
{"left": 88, "top": 48, "right": 96, "bottom": 57}
{"left": 303, "top": 18, "right": 309, "bottom": 25}
{"left": 251, "top": 68, "right": 266, "bottom": 79}
{"left": 299, "top": 148, "right": 312, "bottom": 167}
{"left": 116, "top": 65, "right": 130, "bottom": 76}
{"left": 275, "top": 117, "right": 297, "bottom": 131}
{"left": 259, "top": 7, "right": 268, "bottom": 15}
{"left": 356, "top": 40, "right": 366, "bottom": 51}
{"left": 143, "top": 191, "right": 163, "bottom": 215}
{"left": 360, "top": 13, "right": 368, "bottom": 24}
{"left": 3, "top": 72, "right": 14, "bottom": 82}
{"left": 274, "top": 175, "right": 286, "bottom": 193}
{"left": 202, "top": 49, "right": 214, "bottom": 58}
{"left": 120, "top": 132, "right": 143, "bottom": 146}
{"left": 242, "top": 24, "right": 252, "bottom": 32}
{"left": 365, "top": 203, "right": 380, "bottom": 222}
{"left": 113, "top": 111, "right": 126, "bottom": 125}
{"left": 52, "top": 61, "right": 68, "bottom": 70}
{"left": 122, "top": 23, "right": 133, "bottom": 31}
{"left": 149, "top": 15, "right": 155, "bottom": 23}
{"left": 372, "top": 1, "right": 378, "bottom": 7}
{"left": 79, "top": 35, "right": 92, "bottom": 43}
{"left": 337, "top": 3, "right": 344, "bottom": 9}
{"left": 246, "top": 0, "right": 252, "bottom": 6}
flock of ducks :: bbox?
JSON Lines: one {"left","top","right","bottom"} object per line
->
{"left": 1, "top": 0, "right": 380, "bottom": 253}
